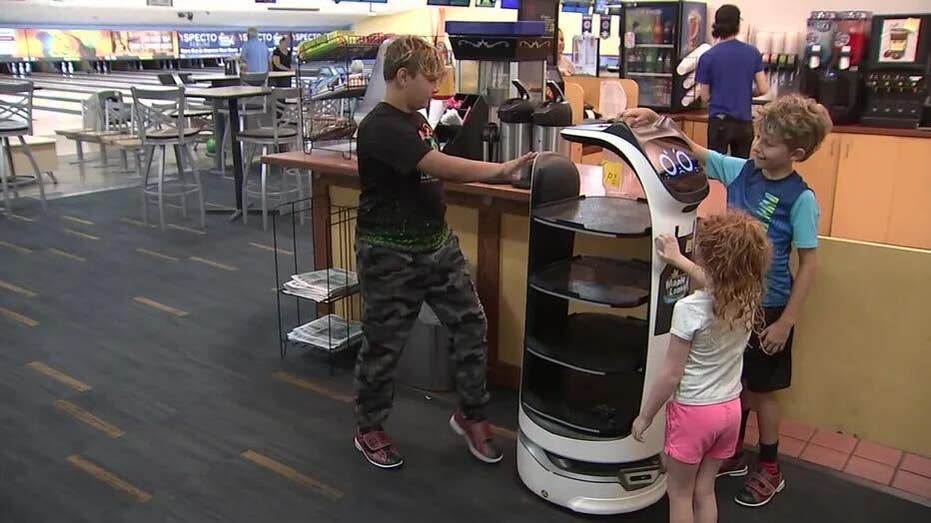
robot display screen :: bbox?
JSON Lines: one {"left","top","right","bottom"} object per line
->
{"left": 642, "top": 137, "right": 708, "bottom": 195}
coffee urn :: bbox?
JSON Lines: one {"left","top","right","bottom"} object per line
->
{"left": 533, "top": 81, "right": 573, "bottom": 157}
{"left": 497, "top": 80, "right": 536, "bottom": 185}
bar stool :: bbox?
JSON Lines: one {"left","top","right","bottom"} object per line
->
{"left": 239, "top": 87, "right": 305, "bottom": 230}
{"left": 0, "top": 80, "right": 46, "bottom": 216}
{"left": 131, "top": 86, "right": 206, "bottom": 232}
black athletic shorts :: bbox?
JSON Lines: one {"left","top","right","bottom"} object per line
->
{"left": 743, "top": 306, "right": 793, "bottom": 393}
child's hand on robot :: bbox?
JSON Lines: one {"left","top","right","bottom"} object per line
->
{"left": 497, "top": 152, "right": 537, "bottom": 181}
{"left": 655, "top": 234, "right": 684, "bottom": 265}
{"left": 618, "top": 107, "right": 661, "bottom": 128}
{"left": 631, "top": 414, "right": 652, "bottom": 442}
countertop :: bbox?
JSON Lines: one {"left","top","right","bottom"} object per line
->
{"left": 263, "top": 150, "right": 618, "bottom": 202}
{"left": 668, "top": 110, "right": 931, "bottom": 139}
{"left": 262, "top": 150, "right": 725, "bottom": 217}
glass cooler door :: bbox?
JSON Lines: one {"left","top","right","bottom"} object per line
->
{"left": 622, "top": 2, "right": 679, "bottom": 109}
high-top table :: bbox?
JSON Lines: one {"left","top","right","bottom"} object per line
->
{"left": 186, "top": 85, "right": 272, "bottom": 221}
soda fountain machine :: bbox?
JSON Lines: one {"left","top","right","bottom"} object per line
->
{"left": 800, "top": 11, "right": 872, "bottom": 124}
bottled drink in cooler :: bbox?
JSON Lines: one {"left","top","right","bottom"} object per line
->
{"left": 645, "top": 48, "right": 656, "bottom": 72}
{"left": 654, "top": 17, "right": 664, "bottom": 44}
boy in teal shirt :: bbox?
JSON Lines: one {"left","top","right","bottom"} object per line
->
{"left": 622, "top": 94, "right": 830, "bottom": 507}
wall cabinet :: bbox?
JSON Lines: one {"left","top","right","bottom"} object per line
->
{"left": 832, "top": 134, "right": 931, "bottom": 249}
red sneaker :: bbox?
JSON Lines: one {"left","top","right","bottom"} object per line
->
{"left": 449, "top": 410, "right": 503, "bottom": 464}
{"left": 717, "top": 453, "right": 750, "bottom": 478}
{"left": 735, "top": 465, "right": 785, "bottom": 507}
{"left": 354, "top": 429, "right": 403, "bottom": 469}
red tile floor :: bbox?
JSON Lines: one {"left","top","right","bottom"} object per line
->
{"left": 743, "top": 413, "right": 931, "bottom": 502}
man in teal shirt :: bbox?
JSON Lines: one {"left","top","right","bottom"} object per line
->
{"left": 240, "top": 27, "right": 269, "bottom": 74}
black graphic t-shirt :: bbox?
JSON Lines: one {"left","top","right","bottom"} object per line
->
{"left": 356, "top": 102, "right": 449, "bottom": 253}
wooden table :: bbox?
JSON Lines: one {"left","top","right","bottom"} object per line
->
{"left": 187, "top": 86, "right": 272, "bottom": 221}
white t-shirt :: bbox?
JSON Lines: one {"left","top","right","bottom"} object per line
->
{"left": 670, "top": 290, "right": 748, "bottom": 405}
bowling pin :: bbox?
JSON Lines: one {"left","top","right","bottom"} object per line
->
{"left": 17, "top": 63, "right": 24, "bottom": 76}
{"left": 69, "top": 62, "right": 75, "bottom": 74}
{"left": 25, "top": 62, "right": 31, "bottom": 75}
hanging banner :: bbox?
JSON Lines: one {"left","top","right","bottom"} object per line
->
{"left": 241, "top": 31, "right": 321, "bottom": 52}
{"left": 22, "top": 29, "right": 113, "bottom": 59}
{"left": 178, "top": 31, "right": 241, "bottom": 58}
{"left": 600, "top": 14, "right": 612, "bottom": 39}
{"left": 111, "top": 30, "right": 177, "bottom": 58}
{"left": 582, "top": 14, "right": 594, "bottom": 35}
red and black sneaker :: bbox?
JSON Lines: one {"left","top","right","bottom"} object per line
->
{"left": 354, "top": 429, "right": 403, "bottom": 469}
{"left": 735, "top": 465, "right": 785, "bottom": 507}
{"left": 717, "top": 453, "right": 750, "bottom": 478}
{"left": 449, "top": 409, "right": 503, "bottom": 464}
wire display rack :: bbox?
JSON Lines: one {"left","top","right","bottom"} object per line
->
{"left": 273, "top": 196, "right": 361, "bottom": 370}
{"left": 296, "top": 33, "right": 387, "bottom": 159}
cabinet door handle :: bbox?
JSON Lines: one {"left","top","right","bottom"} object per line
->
{"left": 843, "top": 142, "right": 851, "bottom": 159}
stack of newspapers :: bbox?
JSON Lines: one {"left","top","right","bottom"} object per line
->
{"left": 282, "top": 268, "right": 359, "bottom": 302}
{"left": 287, "top": 314, "right": 363, "bottom": 352}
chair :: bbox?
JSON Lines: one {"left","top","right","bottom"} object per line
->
{"left": 239, "top": 87, "right": 305, "bottom": 230}
{"left": 131, "top": 86, "right": 206, "bottom": 231}
{"left": 102, "top": 96, "right": 145, "bottom": 178}
{"left": 0, "top": 80, "right": 46, "bottom": 215}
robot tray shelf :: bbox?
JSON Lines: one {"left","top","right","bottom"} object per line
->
{"left": 526, "top": 313, "right": 647, "bottom": 375}
{"left": 532, "top": 196, "right": 651, "bottom": 238}
{"left": 529, "top": 256, "right": 651, "bottom": 308}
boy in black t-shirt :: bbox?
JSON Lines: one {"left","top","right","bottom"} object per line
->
{"left": 353, "top": 36, "right": 535, "bottom": 469}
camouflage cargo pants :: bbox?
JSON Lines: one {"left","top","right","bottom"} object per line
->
{"left": 354, "top": 234, "right": 490, "bottom": 430}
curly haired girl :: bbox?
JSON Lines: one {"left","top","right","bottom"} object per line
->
{"left": 632, "top": 210, "right": 772, "bottom": 523}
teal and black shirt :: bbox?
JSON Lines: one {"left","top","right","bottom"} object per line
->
{"left": 706, "top": 151, "right": 820, "bottom": 308}
{"left": 356, "top": 103, "right": 450, "bottom": 253}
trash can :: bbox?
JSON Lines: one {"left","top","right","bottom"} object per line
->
{"left": 397, "top": 303, "right": 455, "bottom": 392}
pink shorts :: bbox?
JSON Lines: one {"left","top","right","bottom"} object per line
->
{"left": 664, "top": 398, "right": 741, "bottom": 464}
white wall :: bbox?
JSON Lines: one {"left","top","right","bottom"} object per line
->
{"left": 712, "top": 0, "right": 928, "bottom": 36}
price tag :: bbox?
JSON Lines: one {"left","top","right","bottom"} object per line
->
{"left": 602, "top": 161, "right": 624, "bottom": 191}
{"left": 600, "top": 15, "right": 612, "bottom": 40}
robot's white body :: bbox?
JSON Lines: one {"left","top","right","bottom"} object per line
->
{"left": 517, "top": 120, "right": 709, "bottom": 515}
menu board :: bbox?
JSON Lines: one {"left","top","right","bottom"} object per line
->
{"left": 178, "top": 31, "right": 241, "bottom": 58}
{"left": 111, "top": 31, "right": 177, "bottom": 58}
{"left": 22, "top": 29, "right": 113, "bottom": 59}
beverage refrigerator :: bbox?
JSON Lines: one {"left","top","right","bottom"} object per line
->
{"left": 618, "top": 1, "right": 707, "bottom": 110}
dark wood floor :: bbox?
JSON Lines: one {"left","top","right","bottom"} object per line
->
{"left": 1, "top": 175, "right": 928, "bottom": 523}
